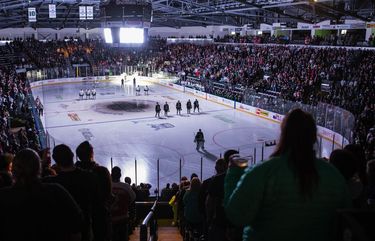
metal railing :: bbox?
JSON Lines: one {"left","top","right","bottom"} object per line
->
{"left": 140, "top": 200, "right": 158, "bottom": 241}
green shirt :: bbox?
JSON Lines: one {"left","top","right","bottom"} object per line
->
{"left": 224, "top": 154, "right": 351, "bottom": 241}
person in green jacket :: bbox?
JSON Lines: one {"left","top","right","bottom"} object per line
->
{"left": 224, "top": 108, "right": 351, "bottom": 241}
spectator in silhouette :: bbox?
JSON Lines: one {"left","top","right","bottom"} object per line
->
{"left": 183, "top": 177, "right": 204, "bottom": 235}
{"left": 330, "top": 149, "right": 365, "bottom": 207}
{"left": 44, "top": 144, "right": 96, "bottom": 241}
{"left": 75, "top": 141, "right": 98, "bottom": 170}
{"left": 38, "top": 148, "right": 56, "bottom": 177}
{"left": 161, "top": 183, "right": 174, "bottom": 201}
{"left": 0, "top": 148, "right": 83, "bottom": 241}
{"left": 111, "top": 166, "right": 136, "bottom": 241}
{"left": 206, "top": 152, "right": 239, "bottom": 241}
{"left": 344, "top": 144, "right": 368, "bottom": 185}
{"left": 75, "top": 141, "right": 114, "bottom": 241}
{"left": 224, "top": 109, "right": 351, "bottom": 241}
{"left": 0, "top": 153, "right": 13, "bottom": 188}
{"left": 124, "top": 176, "right": 136, "bottom": 235}
{"left": 176, "top": 176, "right": 190, "bottom": 234}
{"left": 93, "top": 166, "right": 114, "bottom": 241}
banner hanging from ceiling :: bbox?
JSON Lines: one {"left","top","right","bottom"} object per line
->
{"left": 28, "top": 8, "right": 37, "bottom": 22}
{"left": 49, "top": 4, "right": 56, "bottom": 19}
{"left": 86, "top": 6, "right": 94, "bottom": 20}
{"left": 79, "top": 6, "right": 87, "bottom": 20}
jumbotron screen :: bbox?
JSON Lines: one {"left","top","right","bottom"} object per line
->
{"left": 102, "top": 0, "right": 152, "bottom": 22}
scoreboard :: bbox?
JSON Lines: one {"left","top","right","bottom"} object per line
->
{"left": 101, "top": 0, "right": 152, "bottom": 27}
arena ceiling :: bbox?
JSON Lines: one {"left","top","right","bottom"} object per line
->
{"left": 0, "top": 0, "right": 373, "bottom": 29}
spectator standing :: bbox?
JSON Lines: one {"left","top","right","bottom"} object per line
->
{"left": 75, "top": 141, "right": 113, "bottom": 241}
{"left": 111, "top": 166, "right": 136, "bottom": 241}
{"left": 44, "top": 144, "right": 96, "bottom": 241}
{"left": 206, "top": 151, "right": 241, "bottom": 241}
{"left": 183, "top": 177, "right": 204, "bottom": 235}
{"left": 39, "top": 147, "right": 56, "bottom": 177}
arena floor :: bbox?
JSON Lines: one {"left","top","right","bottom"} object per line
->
{"left": 32, "top": 75, "right": 334, "bottom": 190}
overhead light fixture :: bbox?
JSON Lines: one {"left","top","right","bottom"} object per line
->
{"left": 103, "top": 28, "right": 113, "bottom": 44}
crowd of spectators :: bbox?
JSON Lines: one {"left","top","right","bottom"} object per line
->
{"left": 0, "top": 68, "right": 40, "bottom": 155}
{"left": 156, "top": 43, "right": 375, "bottom": 158}
{"left": 0, "top": 140, "right": 161, "bottom": 241}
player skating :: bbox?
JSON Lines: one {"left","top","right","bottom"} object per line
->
{"left": 186, "top": 99, "right": 192, "bottom": 114}
{"left": 194, "top": 129, "right": 205, "bottom": 150}
{"left": 136, "top": 85, "right": 141, "bottom": 96}
{"left": 155, "top": 102, "right": 161, "bottom": 118}
{"left": 144, "top": 85, "right": 149, "bottom": 95}
{"left": 79, "top": 89, "right": 84, "bottom": 100}
{"left": 176, "top": 100, "right": 182, "bottom": 115}
{"left": 164, "top": 102, "right": 170, "bottom": 117}
{"left": 85, "top": 89, "right": 91, "bottom": 100}
{"left": 91, "top": 88, "right": 96, "bottom": 99}
{"left": 194, "top": 99, "right": 200, "bottom": 112}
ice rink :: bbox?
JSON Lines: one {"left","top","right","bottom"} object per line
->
{"left": 32, "top": 75, "right": 334, "bottom": 191}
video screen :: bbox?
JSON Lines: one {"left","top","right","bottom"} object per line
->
{"left": 119, "top": 28, "right": 144, "bottom": 44}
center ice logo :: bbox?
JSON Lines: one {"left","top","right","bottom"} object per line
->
{"left": 148, "top": 123, "right": 175, "bottom": 130}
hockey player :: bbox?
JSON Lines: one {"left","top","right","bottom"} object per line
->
{"left": 186, "top": 99, "right": 192, "bottom": 114}
{"left": 176, "top": 100, "right": 182, "bottom": 115}
{"left": 136, "top": 85, "right": 141, "bottom": 96}
{"left": 79, "top": 89, "right": 84, "bottom": 100}
{"left": 155, "top": 102, "right": 161, "bottom": 118}
{"left": 85, "top": 89, "right": 91, "bottom": 100}
{"left": 144, "top": 85, "right": 149, "bottom": 95}
{"left": 164, "top": 102, "right": 170, "bottom": 116}
{"left": 91, "top": 88, "right": 96, "bottom": 99}
{"left": 121, "top": 78, "right": 124, "bottom": 88}
{"left": 133, "top": 77, "right": 136, "bottom": 86}
{"left": 193, "top": 99, "right": 200, "bottom": 112}
{"left": 194, "top": 129, "right": 205, "bottom": 150}
{"left": 37, "top": 102, "right": 44, "bottom": 117}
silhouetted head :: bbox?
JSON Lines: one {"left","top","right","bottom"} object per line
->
{"left": 13, "top": 149, "right": 41, "bottom": 185}
{"left": 190, "top": 177, "right": 201, "bottom": 192}
{"left": 53, "top": 144, "right": 74, "bottom": 168}
{"left": 223, "top": 149, "right": 239, "bottom": 164}
{"left": 215, "top": 158, "right": 228, "bottom": 174}
{"left": 330, "top": 149, "right": 357, "bottom": 181}
{"left": 274, "top": 109, "right": 317, "bottom": 155}
{"left": 190, "top": 173, "right": 198, "bottom": 180}
{"left": 76, "top": 141, "right": 94, "bottom": 163}
{"left": 272, "top": 108, "right": 318, "bottom": 199}
{"left": 125, "top": 176, "right": 131, "bottom": 185}
{"left": 111, "top": 166, "right": 122, "bottom": 182}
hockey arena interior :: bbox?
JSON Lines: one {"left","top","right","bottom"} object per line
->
{"left": 0, "top": 0, "right": 375, "bottom": 241}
